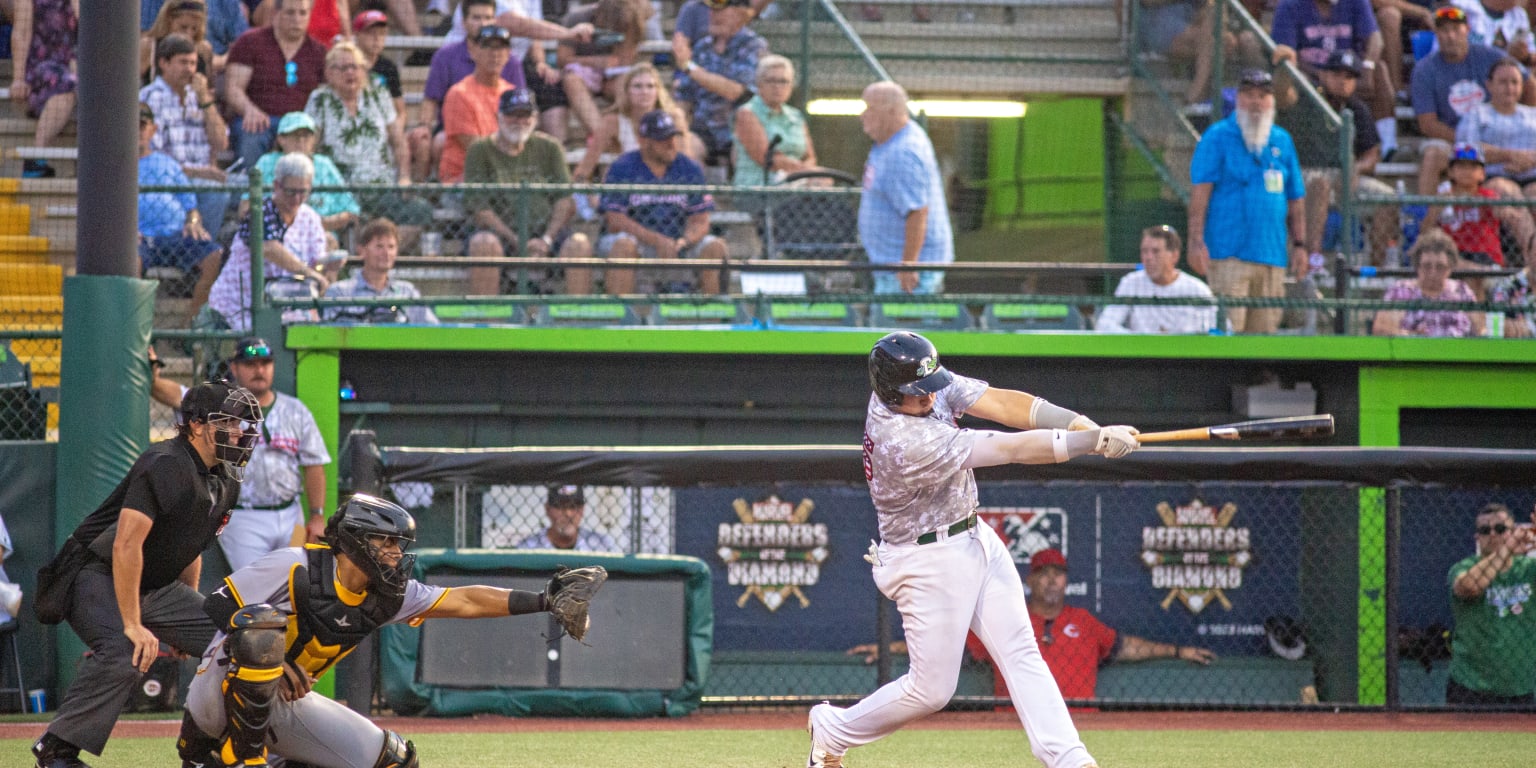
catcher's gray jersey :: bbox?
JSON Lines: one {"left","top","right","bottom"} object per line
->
{"left": 862, "top": 373, "right": 988, "bottom": 545}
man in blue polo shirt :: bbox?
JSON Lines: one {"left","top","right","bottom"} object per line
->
{"left": 1187, "top": 69, "right": 1307, "bottom": 335}
{"left": 858, "top": 80, "right": 954, "bottom": 295}
{"left": 599, "top": 110, "right": 728, "bottom": 295}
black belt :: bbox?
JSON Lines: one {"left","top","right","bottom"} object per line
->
{"left": 916, "top": 513, "right": 977, "bottom": 545}
{"left": 243, "top": 498, "right": 296, "bottom": 511}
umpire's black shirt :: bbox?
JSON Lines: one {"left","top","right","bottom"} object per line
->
{"left": 71, "top": 435, "right": 240, "bottom": 591}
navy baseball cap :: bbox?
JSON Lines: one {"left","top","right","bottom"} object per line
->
{"left": 499, "top": 88, "right": 537, "bottom": 115}
{"left": 1321, "top": 50, "right": 1362, "bottom": 77}
{"left": 638, "top": 109, "right": 680, "bottom": 140}
{"left": 1238, "top": 68, "right": 1273, "bottom": 91}
{"left": 547, "top": 484, "right": 585, "bottom": 507}
{"left": 231, "top": 336, "right": 273, "bottom": 362}
{"left": 473, "top": 24, "right": 513, "bottom": 46}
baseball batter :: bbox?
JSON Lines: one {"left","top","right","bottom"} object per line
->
{"left": 177, "top": 494, "right": 606, "bottom": 768}
{"left": 806, "top": 331, "right": 1139, "bottom": 768}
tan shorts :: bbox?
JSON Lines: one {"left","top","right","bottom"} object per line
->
{"left": 1208, "top": 258, "right": 1285, "bottom": 334}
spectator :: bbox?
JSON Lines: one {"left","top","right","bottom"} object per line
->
{"left": 1450, "top": 0, "right": 1534, "bottom": 62}
{"left": 672, "top": 0, "right": 772, "bottom": 49}
{"left": 1374, "top": 0, "right": 1436, "bottom": 109}
{"left": 1446, "top": 502, "right": 1536, "bottom": 705}
{"left": 138, "top": 104, "right": 224, "bottom": 326}
{"left": 1187, "top": 68, "right": 1306, "bottom": 335}
{"left": 306, "top": 41, "right": 433, "bottom": 246}
{"left": 558, "top": 0, "right": 653, "bottom": 139}
{"left": 966, "top": 549, "right": 1215, "bottom": 703}
{"left": 442, "top": 0, "right": 593, "bottom": 44}
{"left": 514, "top": 484, "right": 620, "bottom": 550}
{"left": 224, "top": 0, "right": 327, "bottom": 170}
{"left": 440, "top": 24, "right": 517, "bottom": 183}
{"left": 1371, "top": 228, "right": 1485, "bottom": 336}
{"left": 599, "top": 110, "right": 726, "bottom": 295}
{"left": 1274, "top": 49, "right": 1398, "bottom": 266}
{"left": 1410, "top": 6, "right": 1520, "bottom": 195}
{"left": 324, "top": 217, "right": 440, "bottom": 323}
{"left": 732, "top": 54, "right": 818, "bottom": 186}
{"left": 8, "top": 0, "right": 78, "bottom": 178}
{"left": 1457, "top": 57, "right": 1536, "bottom": 207}
{"left": 140, "top": 33, "right": 233, "bottom": 239}
{"left": 415, "top": 0, "right": 526, "bottom": 181}
{"left": 464, "top": 89, "right": 594, "bottom": 295}
{"left": 1270, "top": 0, "right": 1399, "bottom": 158}
{"left": 142, "top": 0, "right": 249, "bottom": 68}
{"left": 1490, "top": 249, "right": 1535, "bottom": 337}
{"left": 205, "top": 153, "right": 336, "bottom": 332}
{"left": 1138, "top": 0, "right": 1234, "bottom": 105}
{"left": 302, "top": 0, "right": 347, "bottom": 47}
{"left": 858, "top": 80, "right": 953, "bottom": 295}
{"left": 28, "top": 381, "right": 258, "bottom": 768}
{"left": 250, "top": 111, "right": 360, "bottom": 247}
{"left": 217, "top": 336, "right": 331, "bottom": 571}
{"left": 140, "top": 0, "right": 217, "bottom": 81}
{"left": 671, "top": 0, "right": 766, "bottom": 178}
{"left": 147, "top": 345, "right": 186, "bottom": 411}
{"left": 1424, "top": 142, "right": 1529, "bottom": 274}
{"left": 571, "top": 62, "right": 697, "bottom": 182}
{"left": 352, "top": 9, "right": 405, "bottom": 127}
{"left": 1095, "top": 225, "right": 1219, "bottom": 334}
{"left": 0, "top": 511, "right": 17, "bottom": 626}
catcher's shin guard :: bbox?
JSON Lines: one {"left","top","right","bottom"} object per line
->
{"left": 178, "top": 711, "right": 222, "bottom": 768}
{"left": 220, "top": 605, "right": 288, "bottom": 766}
{"left": 372, "top": 730, "right": 419, "bottom": 768}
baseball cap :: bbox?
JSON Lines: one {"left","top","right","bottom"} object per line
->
{"left": 499, "top": 88, "right": 537, "bottom": 115}
{"left": 1451, "top": 143, "right": 1485, "bottom": 165}
{"left": 353, "top": 9, "right": 388, "bottom": 32}
{"left": 638, "top": 109, "right": 680, "bottom": 140}
{"left": 1238, "top": 68, "right": 1273, "bottom": 91}
{"left": 473, "top": 24, "right": 513, "bottom": 46}
{"left": 231, "top": 336, "right": 274, "bottom": 362}
{"left": 547, "top": 484, "right": 585, "bottom": 507}
{"left": 1029, "top": 548, "right": 1067, "bottom": 574}
{"left": 1321, "top": 50, "right": 1362, "bottom": 77}
{"left": 276, "top": 111, "right": 316, "bottom": 135}
{"left": 1433, "top": 6, "right": 1468, "bottom": 26}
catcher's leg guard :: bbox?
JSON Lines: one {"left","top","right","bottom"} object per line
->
{"left": 219, "top": 605, "right": 288, "bottom": 767}
{"left": 178, "top": 711, "right": 223, "bottom": 768}
{"left": 372, "top": 730, "right": 419, "bottom": 768}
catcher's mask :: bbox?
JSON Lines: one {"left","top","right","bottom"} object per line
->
{"left": 181, "top": 381, "right": 264, "bottom": 480}
{"left": 868, "top": 331, "right": 953, "bottom": 407}
{"left": 326, "top": 493, "right": 417, "bottom": 598}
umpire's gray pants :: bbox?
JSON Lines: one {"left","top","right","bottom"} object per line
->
{"left": 51, "top": 567, "right": 216, "bottom": 755}
{"left": 186, "top": 654, "right": 387, "bottom": 768}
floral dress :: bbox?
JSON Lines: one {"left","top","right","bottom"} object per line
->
{"left": 23, "top": 0, "right": 78, "bottom": 117}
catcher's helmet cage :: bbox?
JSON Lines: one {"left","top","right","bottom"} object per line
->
{"left": 182, "top": 381, "right": 264, "bottom": 480}
{"left": 869, "top": 331, "right": 953, "bottom": 407}
{"left": 326, "top": 493, "right": 418, "bottom": 598}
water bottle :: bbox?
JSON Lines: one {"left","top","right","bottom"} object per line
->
{"left": 1396, "top": 179, "right": 1422, "bottom": 246}
{"left": 1384, "top": 238, "right": 1402, "bottom": 269}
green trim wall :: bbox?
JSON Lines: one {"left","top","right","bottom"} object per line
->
{"left": 288, "top": 326, "right": 1536, "bottom": 705}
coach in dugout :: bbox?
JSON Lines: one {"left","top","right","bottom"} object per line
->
{"left": 1446, "top": 502, "right": 1536, "bottom": 705}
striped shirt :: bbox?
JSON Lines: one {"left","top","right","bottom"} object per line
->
{"left": 141, "top": 77, "right": 214, "bottom": 167}
{"left": 208, "top": 200, "right": 327, "bottom": 332}
{"left": 1456, "top": 102, "right": 1536, "bottom": 183}
{"left": 1096, "top": 269, "right": 1219, "bottom": 334}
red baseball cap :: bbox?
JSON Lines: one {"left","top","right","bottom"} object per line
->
{"left": 353, "top": 9, "right": 388, "bottom": 32}
{"left": 1029, "top": 548, "right": 1067, "bottom": 573}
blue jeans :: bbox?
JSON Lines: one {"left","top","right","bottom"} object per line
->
{"left": 230, "top": 116, "right": 279, "bottom": 175}
{"left": 873, "top": 269, "right": 946, "bottom": 295}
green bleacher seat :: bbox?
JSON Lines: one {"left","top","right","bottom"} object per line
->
{"left": 766, "top": 302, "right": 859, "bottom": 327}
{"left": 868, "top": 302, "right": 972, "bottom": 330}
{"left": 982, "top": 302, "right": 1085, "bottom": 331}
{"left": 531, "top": 302, "right": 642, "bottom": 326}
{"left": 432, "top": 304, "right": 526, "bottom": 323}
{"left": 650, "top": 301, "right": 748, "bottom": 325}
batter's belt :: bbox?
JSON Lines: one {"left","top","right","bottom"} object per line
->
{"left": 916, "top": 512, "right": 978, "bottom": 545}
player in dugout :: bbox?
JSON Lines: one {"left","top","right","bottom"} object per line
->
{"left": 174, "top": 493, "right": 606, "bottom": 768}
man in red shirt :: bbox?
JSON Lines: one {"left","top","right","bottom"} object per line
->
{"left": 225, "top": 0, "right": 328, "bottom": 170}
{"left": 966, "top": 548, "right": 1216, "bottom": 703}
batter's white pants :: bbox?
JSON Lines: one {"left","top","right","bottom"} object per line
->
{"left": 813, "top": 522, "right": 1094, "bottom": 768}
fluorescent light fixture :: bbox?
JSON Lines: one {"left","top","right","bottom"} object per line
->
{"left": 806, "top": 99, "right": 1027, "bottom": 119}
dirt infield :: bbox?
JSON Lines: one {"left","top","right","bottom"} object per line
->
{"left": 3, "top": 709, "right": 1530, "bottom": 741}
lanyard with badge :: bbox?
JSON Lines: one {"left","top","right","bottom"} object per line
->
{"left": 1256, "top": 145, "right": 1285, "bottom": 195}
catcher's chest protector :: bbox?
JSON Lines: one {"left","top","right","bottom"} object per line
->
{"left": 288, "top": 548, "right": 404, "bottom": 675}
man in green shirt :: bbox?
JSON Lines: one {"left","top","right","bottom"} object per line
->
{"left": 464, "top": 89, "right": 592, "bottom": 295}
{"left": 1446, "top": 502, "right": 1536, "bottom": 705}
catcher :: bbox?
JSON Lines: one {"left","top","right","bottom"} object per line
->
{"left": 176, "top": 493, "right": 606, "bottom": 768}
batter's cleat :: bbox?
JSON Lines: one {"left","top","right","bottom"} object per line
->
{"left": 32, "top": 738, "right": 92, "bottom": 768}
{"left": 806, "top": 702, "right": 844, "bottom": 768}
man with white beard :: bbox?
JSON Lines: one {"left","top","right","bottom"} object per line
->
{"left": 1186, "top": 69, "right": 1307, "bottom": 334}
{"left": 463, "top": 89, "right": 593, "bottom": 295}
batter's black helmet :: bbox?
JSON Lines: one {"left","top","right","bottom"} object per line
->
{"left": 326, "top": 494, "right": 417, "bottom": 598}
{"left": 869, "top": 331, "right": 953, "bottom": 407}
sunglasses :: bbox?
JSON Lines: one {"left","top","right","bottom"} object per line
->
{"left": 1435, "top": 6, "right": 1467, "bottom": 23}
{"left": 238, "top": 344, "right": 272, "bottom": 359}
{"left": 1476, "top": 523, "right": 1511, "bottom": 535}
{"left": 285, "top": 60, "right": 298, "bottom": 88}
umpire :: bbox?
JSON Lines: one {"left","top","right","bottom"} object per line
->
{"left": 32, "top": 382, "right": 263, "bottom": 768}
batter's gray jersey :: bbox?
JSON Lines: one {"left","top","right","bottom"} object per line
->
{"left": 238, "top": 392, "right": 330, "bottom": 508}
{"left": 862, "top": 373, "right": 988, "bottom": 545}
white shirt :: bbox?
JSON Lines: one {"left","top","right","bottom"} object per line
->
{"left": 1095, "top": 268, "right": 1219, "bottom": 334}
{"left": 1451, "top": 0, "right": 1532, "bottom": 50}
{"left": 208, "top": 203, "right": 328, "bottom": 333}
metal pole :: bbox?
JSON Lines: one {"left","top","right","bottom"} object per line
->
{"left": 1210, "top": 0, "right": 1226, "bottom": 111}
{"left": 1335, "top": 110, "right": 1356, "bottom": 335}
{"left": 76, "top": 0, "right": 141, "bottom": 277}
{"left": 1383, "top": 484, "right": 1401, "bottom": 711}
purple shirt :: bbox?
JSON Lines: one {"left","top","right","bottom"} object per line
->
{"left": 423, "top": 41, "right": 528, "bottom": 106}
{"left": 1270, "top": 0, "right": 1379, "bottom": 68}
{"left": 1382, "top": 278, "right": 1477, "bottom": 337}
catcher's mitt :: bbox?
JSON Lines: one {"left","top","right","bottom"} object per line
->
{"left": 545, "top": 565, "right": 607, "bottom": 642}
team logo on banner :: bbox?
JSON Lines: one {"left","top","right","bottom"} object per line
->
{"left": 1140, "top": 499, "right": 1252, "bottom": 614}
{"left": 716, "top": 495, "right": 829, "bottom": 612}
{"left": 978, "top": 506, "right": 1067, "bottom": 565}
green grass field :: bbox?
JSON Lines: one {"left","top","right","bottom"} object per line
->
{"left": 6, "top": 728, "right": 1536, "bottom": 767}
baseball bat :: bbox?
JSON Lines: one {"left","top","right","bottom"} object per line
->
{"left": 1135, "top": 414, "right": 1335, "bottom": 443}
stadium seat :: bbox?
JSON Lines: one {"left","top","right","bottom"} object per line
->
{"left": 432, "top": 304, "right": 528, "bottom": 324}
{"left": 981, "top": 302, "right": 1085, "bottom": 331}
{"left": 868, "top": 302, "right": 973, "bottom": 330}
{"left": 762, "top": 302, "right": 860, "bottom": 328}
{"left": 649, "top": 301, "right": 749, "bottom": 326}
{"left": 530, "top": 302, "right": 643, "bottom": 326}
